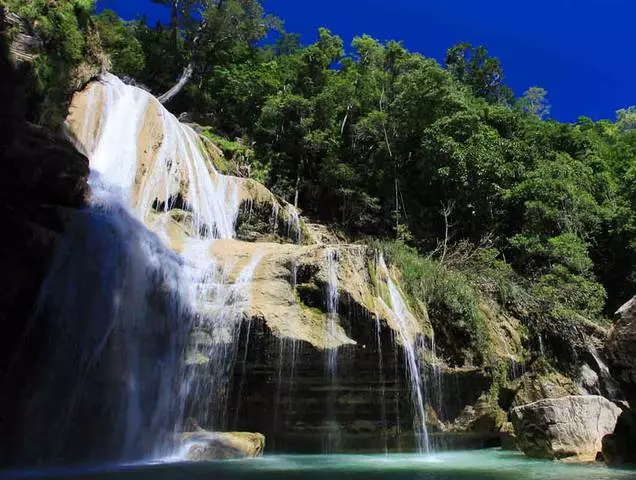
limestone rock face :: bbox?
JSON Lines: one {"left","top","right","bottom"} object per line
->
{"left": 511, "top": 395, "right": 621, "bottom": 461}
{"left": 181, "top": 431, "right": 265, "bottom": 461}
{"left": 2, "top": 9, "right": 43, "bottom": 64}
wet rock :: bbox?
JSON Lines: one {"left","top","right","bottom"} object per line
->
{"left": 602, "top": 410, "right": 636, "bottom": 466}
{"left": 511, "top": 395, "right": 621, "bottom": 461}
{"left": 578, "top": 363, "right": 601, "bottom": 395}
{"left": 0, "top": 72, "right": 89, "bottom": 465}
{"left": 499, "top": 422, "right": 518, "bottom": 450}
{"left": 607, "top": 297, "right": 636, "bottom": 407}
{"left": 603, "top": 296, "right": 636, "bottom": 466}
{"left": 181, "top": 431, "right": 265, "bottom": 461}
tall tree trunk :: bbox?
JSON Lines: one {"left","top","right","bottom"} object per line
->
{"left": 158, "top": 62, "right": 194, "bottom": 104}
{"left": 157, "top": 16, "right": 208, "bottom": 105}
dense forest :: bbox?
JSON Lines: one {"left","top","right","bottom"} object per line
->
{"left": 5, "top": 0, "right": 636, "bottom": 370}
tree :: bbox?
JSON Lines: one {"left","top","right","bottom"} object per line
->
{"left": 520, "top": 86, "right": 551, "bottom": 119}
{"left": 617, "top": 106, "right": 636, "bottom": 132}
{"left": 154, "top": 0, "right": 279, "bottom": 104}
{"left": 445, "top": 42, "right": 513, "bottom": 105}
{"left": 2, "top": 0, "right": 101, "bottom": 125}
{"left": 94, "top": 10, "right": 145, "bottom": 77}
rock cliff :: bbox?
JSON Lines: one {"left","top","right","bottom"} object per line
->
{"left": 1, "top": 60, "right": 628, "bottom": 466}
{"left": 0, "top": 30, "right": 90, "bottom": 464}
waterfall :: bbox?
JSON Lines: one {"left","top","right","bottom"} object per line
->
{"left": 429, "top": 337, "right": 443, "bottom": 422}
{"left": 325, "top": 248, "right": 340, "bottom": 375}
{"left": 286, "top": 206, "right": 303, "bottom": 244}
{"left": 24, "top": 73, "right": 264, "bottom": 463}
{"left": 25, "top": 202, "right": 193, "bottom": 462}
{"left": 323, "top": 248, "right": 341, "bottom": 452}
{"left": 78, "top": 74, "right": 241, "bottom": 240}
{"left": 377, "top": 254, "right": 431, "bottom": 453}
{"left": 375, "top": 314, "right": 389, "bottom": 453}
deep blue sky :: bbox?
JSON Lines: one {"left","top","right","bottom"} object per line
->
{"left": 97, "top": 0, "right": 635, "bottom": 123}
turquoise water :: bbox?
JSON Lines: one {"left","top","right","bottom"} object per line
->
{"left": 3, "top": 450, "right": 634, "bottom": 480}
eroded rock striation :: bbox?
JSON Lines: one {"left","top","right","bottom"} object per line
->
{"left": 511, "top": 395, "right": 621, "bottom": 461}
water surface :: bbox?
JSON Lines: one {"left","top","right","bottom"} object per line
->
{"left": 4, "top": 450, "right": 634, "bottom": 480}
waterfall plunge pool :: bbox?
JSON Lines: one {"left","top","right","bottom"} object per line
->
{"left": 3, "top": 450, "right": 634, "bottom": 480}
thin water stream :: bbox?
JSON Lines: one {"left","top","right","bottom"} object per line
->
{"left": 378, "top": 255, "right": 431, "bottom": 453}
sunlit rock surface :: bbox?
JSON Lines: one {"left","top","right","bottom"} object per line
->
{"left": 511, "top": 395, "right": 621, "bottom": 461}
{"left": 179, "top": 429, "right": 265, "bottom": 461}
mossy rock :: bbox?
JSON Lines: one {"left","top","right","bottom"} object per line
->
{"left": 511, "top": 370, "right": 580, "bottom": 407}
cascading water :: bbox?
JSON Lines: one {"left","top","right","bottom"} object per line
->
{"left": 429, "top": 338, "right": 443, "bottom": 420}
{"left": 82, "top": 74, "right": 242, "bottom": 239}
{"left": 24, "top": 202, "right": 193, "bottom": 463}
{"left": 286, "top": 206, "right": 303, "bottom": 244}
{"left": 325, "top": 248, "right": 340, "bottom": 375}
{"left": 22, "top": 72, "right": 442, "bottom": 464}
{"left": 25, "top": 73, "right": 266, "bottom": 463}
{"left": 375, "top": 314, "right": 389, "bottom": 453}
{"left": 377, "top": 254, "right": 431, "bottom": 454}
{"left": 324, "top": 247, "right": 341, "bottom": 452}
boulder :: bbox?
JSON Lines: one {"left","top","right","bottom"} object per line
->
{"left": 499, "top": 422, "right": 518, "bottom": 451}
{"left": 180, "top": 431, "right": 265, "bottom": 461}
{"left": 602, "top": 410, "right": 636, "bottom": 466}
{"left": 603, "top": 296, "right": 636, "bottom": 466}
{"left": 511, "top": 395, "right": 621, "bottom": 461}
{"left": 608, "top": 296, "right": 636, "bottom": 407}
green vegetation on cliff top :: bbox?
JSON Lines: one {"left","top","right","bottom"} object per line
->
{"left": 5, "top": 0, "right": 636, "bottom": 370}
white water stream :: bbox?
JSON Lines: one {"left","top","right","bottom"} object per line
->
{"left": 43, "top": 73, "right": 267, "bottom": 459}
{"left": 377, "top": 255, "right": 431, "bottom": 453}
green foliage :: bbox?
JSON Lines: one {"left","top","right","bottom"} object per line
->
{"left": 94, "top": 10, "right": 144, "bottom": 77}
{"left": 519, "top": 86, "right": 551, "bottom": 120}
{"left": 445, "top": 42, "right": 513, "bottom": 104}
{"left": 378, "top": 240, "right": 490, "bottom": 366}
{"left": 12, "top": 0, "right": 636, "bottom": 371}
{"left": 2, "top": 0, "right": 100, "bottom": 125}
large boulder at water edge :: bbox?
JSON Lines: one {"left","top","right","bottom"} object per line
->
{"left": 180, "top": 430, "right": 265, "bottom": 461}
{"left": 602, "top": 409, "right": 636, "bottom": 466}
{"left": 607, "top": 297, "right": 636, "bottom": 407}
{"left": 510, "top": 395, "right": 621, "bottom": 461}
{"left": 602, "top": 296, "right": 636, "bottom": 465}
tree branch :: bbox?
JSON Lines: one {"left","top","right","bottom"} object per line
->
{"left": 157, "top": 15, "right": 208, "bottom": 105}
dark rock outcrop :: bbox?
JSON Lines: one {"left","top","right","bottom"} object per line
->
{"left": 607, "top": 297, "right": 636, "bottom": 406}
{"left": 602, "top": 297, "right": 636, "bottom": 465}
{"left": 602, "top": 409, "right": 636, "bottom": 466}
{"left": 0, "top": 26, "right": 89, "bottom": 466}
{"left": 511, "top": 395, "right": 621, "bottom": 461}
